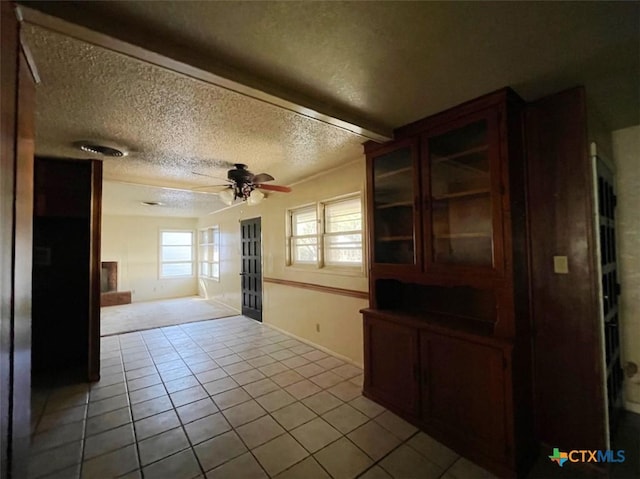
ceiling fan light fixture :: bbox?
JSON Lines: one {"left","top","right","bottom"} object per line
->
{"left": 219, "top": 188, "right": 235, "bottom": 206}
{"left": 247, "top": 188, "right": 264, "bottom": 206}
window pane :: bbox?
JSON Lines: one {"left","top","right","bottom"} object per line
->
{"left": 162, "top": 245, "right": 192, "bottom": 261}
{"left": 293, "top": 237, "right": 318, "bottom": 263}
{"left": 293, "top": 207, "right": 317, "bottom": 235}
{"left": 325, "top": 198, "right": 362, "bottom": 233}
{"left": 213, "top": 228, "right": 220, "bottom": 261}
{"left": 162, "top": 231, "right": 193, "bottom": 246}
{"left": 162, "top": 262, "right": 192, "bottom": 277}
{"left": 201, "top": 262, "right": 209, "bottom": 276}
{"left": 325, "top": 233, "right": 362, "bottom": 264}
{"left": 212, "top": 263, "right": 219, "bottom": 279}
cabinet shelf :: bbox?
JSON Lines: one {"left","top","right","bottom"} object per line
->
{"left": 375, "top": 166, "right": 413, "bottom": 180}
{"left": 432, "top": 188, "right": 490, "bottom": 200}
{"left": 378, "top": 235, "right": 414, "bottom": 242}
{"left": 432, "top": 145, "right": 488, "bottom": 164}
{"left": 376, "top": 201, "right": 413, "bottom": 209}
{"left": 435, "top": 233, "right": 491, "bottom": 239}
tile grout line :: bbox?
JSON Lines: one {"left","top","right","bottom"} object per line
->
{"left": 119, "top": 332, "right": 149, "bottom": 479}
{"left": 77, "top": 362, "right": 98, "bottom": 479}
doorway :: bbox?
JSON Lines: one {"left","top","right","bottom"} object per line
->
{"left": 240, "top": 217, "right": 262, "bottom": 321}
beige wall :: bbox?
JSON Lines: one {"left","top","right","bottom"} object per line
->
{"left": 101, "top": 215, "right": 199, "bottom": 302}
{"left": 613, "top": 125, "right": 640, "bottom": 411}
{"left": 198, "top": 159, "right": 368, "bottom": 365}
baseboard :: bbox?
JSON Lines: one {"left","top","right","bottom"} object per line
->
{"left": 624, "top": 399, "right": 640, "bottom": 415}
{"left": 263, "top": 322, "right": 363, "bottom": 369}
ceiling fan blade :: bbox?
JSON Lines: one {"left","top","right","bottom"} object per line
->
{"left": 252, "top": 173, "right": 275, "bottom": 183}
{"left": 191, "top": 184, "right": 230, "bottom": 190}
{"left": 191, "top": 171, "right": 232, "bottom": 183}
{"left": 256, "top": 184, "right": 291, "bottom": 193}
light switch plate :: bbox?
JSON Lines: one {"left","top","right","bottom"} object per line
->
{"left": 553, "top": 256, "right": 569, "bottom": 274}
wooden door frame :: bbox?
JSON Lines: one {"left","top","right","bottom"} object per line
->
{"left": 88, "top": 160, "right": 102, "bottom": 381}
{"left": 1, "top": 3, "right": 35, "bottom": 477}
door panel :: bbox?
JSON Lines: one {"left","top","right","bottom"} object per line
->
{"left": 421, "top": 332, "right": 507, "bottom": 460}
{"left": 421, "top": 109, "right": 505, "bottom": 276}
{"left": 240, "top": 217, "right": 262, "bottom": 321}
{"left": 363, "top": 315, "right": 419, "bottom": 417}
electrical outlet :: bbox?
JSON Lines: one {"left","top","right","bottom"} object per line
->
{"left": 316, "top": 323, "right": 320, "bottom": 333}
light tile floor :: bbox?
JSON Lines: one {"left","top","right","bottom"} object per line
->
{"left": 30, "top": 316, "right": 498, "bottom": 479}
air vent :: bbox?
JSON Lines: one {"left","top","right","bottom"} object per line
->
{"left": 74, "top": 141, "right": 127, "bottom": 157}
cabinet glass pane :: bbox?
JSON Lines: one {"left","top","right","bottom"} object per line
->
{"left": 429, "top": 120, "right": 493, "bottom": 266}
{"left": 373, "top": 146, "right": 415, "bottom": 264}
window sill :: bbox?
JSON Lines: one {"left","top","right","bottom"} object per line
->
{"left": 285, "top": 264, "right": 366, "bottom": 278}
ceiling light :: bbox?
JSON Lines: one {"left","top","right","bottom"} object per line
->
{"left": 141, "top": 201, "right": 163, "bottom": 206}
{"left": 247, "top": 189, "right": 264, "bottom": 206}
{"left": 74, "top": 140, "right": 128, "bottom": 157}
{"left": 219, "top": 188, "right": 235, "bottom": 206}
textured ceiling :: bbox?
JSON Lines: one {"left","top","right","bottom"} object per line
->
{"left": 102, "top": 181, "right": 224, "bottom": 218}
{"left": 20, "top": 2, "right": 639, "bottom": 216}
{"left": 22, "top": 1, "right": 640, "bottom": 132}
{"left": 24, "top": 24, "right": 365, "bottom": 201}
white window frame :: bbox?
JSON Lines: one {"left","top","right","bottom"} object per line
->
{"left": 159, "top": 229, "right": 195, "bottom": 279}
{"left": 198, "top": 226, "right": 220, "bottom": 281}
{"left": 287, "top": 203, "right": 320, "bottom": 266}
{"left": 321, "top": 195, "right": 364, "bottom": 269}
{"left": 286, "top": 193, "right": 364, "bottom": 273}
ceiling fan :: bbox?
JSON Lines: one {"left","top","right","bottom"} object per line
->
{"left": 193, "top": 163, "right": 292, "bottom": 206}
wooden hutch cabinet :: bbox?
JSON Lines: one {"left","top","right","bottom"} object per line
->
{"left": 362, "top": 88, "right": 534, "bottom": 477}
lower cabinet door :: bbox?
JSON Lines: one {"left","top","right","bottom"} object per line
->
{"left": 364, "top": 315, "right": 419, "bottom": 417}
{"left": 421, "top": 331, "right": 508, "bottom": 460}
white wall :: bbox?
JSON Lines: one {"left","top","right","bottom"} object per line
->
{"left": 101, "top": 215, "right": 199, "bottom": 302}
{"left": 613, "top": 125, "right": 640, "bottom": 412}
{"left": 198, "top": 159, "right": 368, "bottom": 365}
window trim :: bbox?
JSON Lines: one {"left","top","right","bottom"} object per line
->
{"left": 198, "top": 225, "right": 220, "bottom": 281}
{"left": 286, "top": 193, "right": 365, "bottom": 274}
{"left": 158, "top": 228, "right": 195, "bottom": 279}
{"left": 288, "top": 203, "right": 320, "bottom": 267}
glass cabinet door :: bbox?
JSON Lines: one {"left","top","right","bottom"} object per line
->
{"left": 426, "top": 116, "right": 497, "bottom": 268}
{"left": 371, "top": 142, "right": 418, "bottom": 266}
